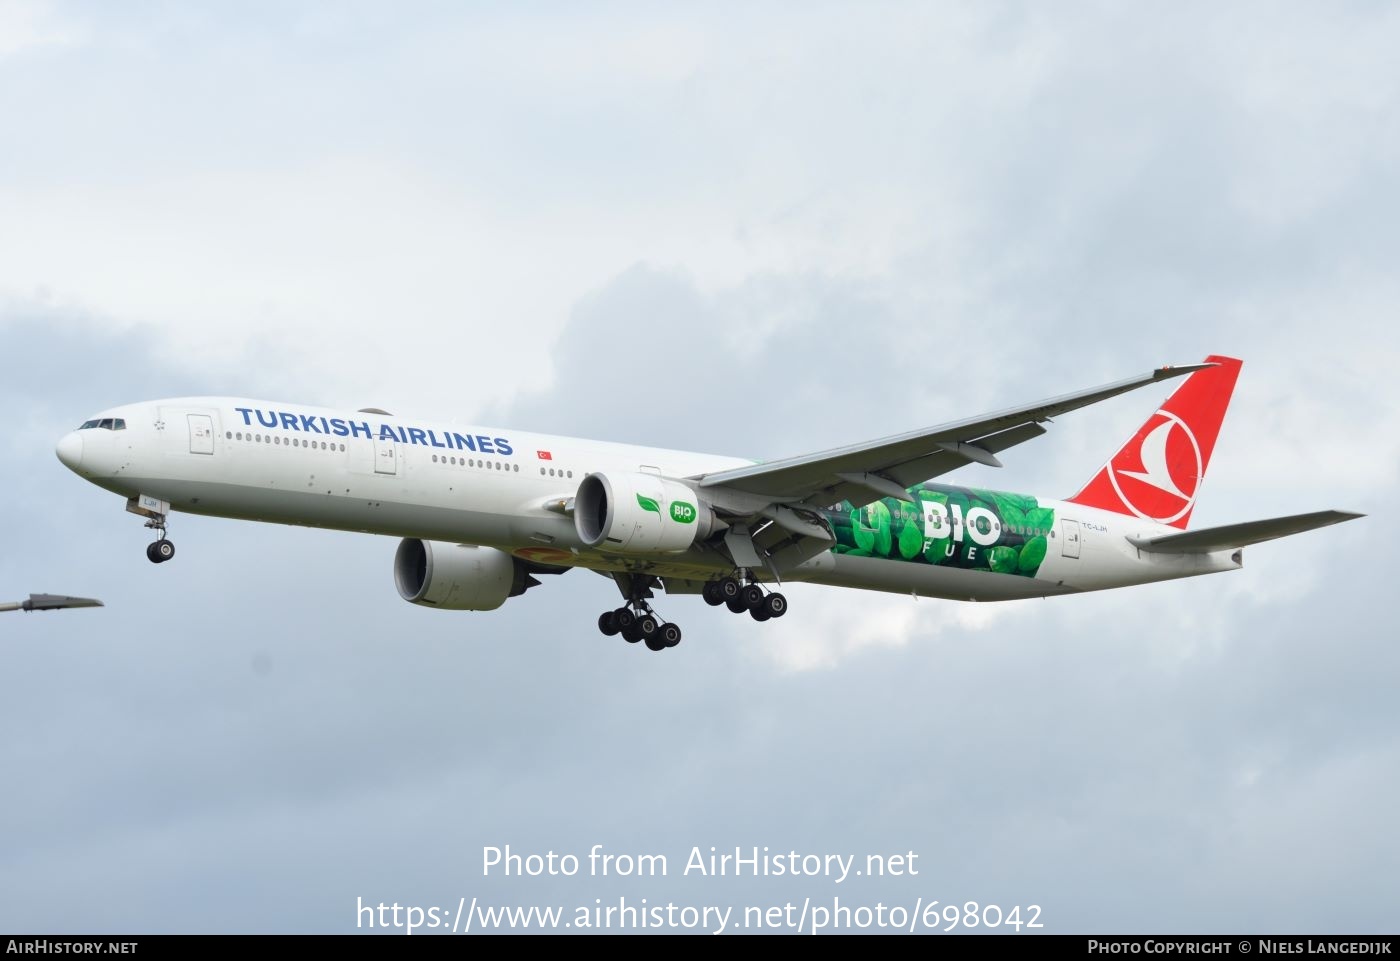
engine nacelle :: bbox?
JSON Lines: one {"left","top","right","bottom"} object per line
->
{"left": 574, "top": 472, "right": 714, "bottom": 554}
{"left": 394, "top": 540, "right": 522, "bottom": 611}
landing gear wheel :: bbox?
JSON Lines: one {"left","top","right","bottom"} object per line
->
{"left": 741, "top": 584, "right": 765, "bottom": 611}
{"left": 717, "top": 577, "right": 741, "bottom": 602}
{"left": 598, "top": 611, "right": 621, "bottom": 636}
{"left": 636, "top": 615, "right": 659, "bottom": 641}
{"left": 146, "top": 539, "right": 175, "bottom": 564}
{"left": 749, "top": 606, "right": 772, "bottom": 622}
{"left": 702, "top": 582, "right": 724, "bottom": 606}
{"left": 644, "top": 635, "right": 667, "bottom": 652}
{"left": 761, "top": 592, "right": 787, "bottom": 619}
{"left": 725, "top": 595, "right": 747, "bottom": 614}
{"left": 660, "top": 623, "right": 682, "bottom": 648}
{"left": 617, "top": 608, "right": 641, "bottom": 642}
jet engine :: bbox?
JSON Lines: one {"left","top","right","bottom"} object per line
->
{"left": 574, "top": 472, "right": 716, "bottom": 554}
{"left": 394, "top": 540, "right": 534, "bottom": 611}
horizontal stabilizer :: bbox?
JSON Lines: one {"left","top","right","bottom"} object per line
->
{"left": 1127, "top": 510, "right": 1364, "bottom": 555}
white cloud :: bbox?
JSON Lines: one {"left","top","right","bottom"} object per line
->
{"left": 756, "top": 583, "right": 1022, "bottom": 672}
{"left": 0, "top": 0, "right": 84, "bottom": 59}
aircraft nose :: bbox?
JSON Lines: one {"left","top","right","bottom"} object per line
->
{"left": 56, "top": 431, "right": 84, "bottom": 471}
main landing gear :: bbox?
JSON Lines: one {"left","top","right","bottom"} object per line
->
{"left": 597, "top": 572, "right": 683, "bottom": 652}
{"left": 597, "top": 606, "right": 683, "bottom": 652}
{"left": 702, "top": 576, "right": 787, "bottom": 622}
{"left": 596, "top": 571, "right": 786, "bottom": 651}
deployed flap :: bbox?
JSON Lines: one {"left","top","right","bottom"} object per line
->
{"left": 696, "top": 363, "right": 1208, "bottom": 508}
{"left": 1127, "top": 510, "right": 1363, "bottom": 555}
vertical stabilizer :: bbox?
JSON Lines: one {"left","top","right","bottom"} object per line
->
{"left": 1067, "top": 355, "right": 1242, "bottom": 530}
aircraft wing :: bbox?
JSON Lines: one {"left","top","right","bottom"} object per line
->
{"left": 1126, "top": 510, "right": 1364, "bottom": 555}
{"left": 695, "top": 363, "right": 1212, "bottom": 510}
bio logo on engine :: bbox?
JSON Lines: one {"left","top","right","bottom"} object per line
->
{"left": 636, "top": 494, "right": 661, "bottom": 514}
{"left": 671, "top": 501, "right": 697, "bottom": 524}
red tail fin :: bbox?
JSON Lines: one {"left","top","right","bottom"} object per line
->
{"left": 1068, "top": 355, "right": 1242, "bottom": 529}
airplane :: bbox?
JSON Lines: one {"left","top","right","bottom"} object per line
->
{"left": 0, "top": 593, "right": 104, "bottom": 614}
{"left": 54, "top": 355, "right": 1360, "bottom": 652}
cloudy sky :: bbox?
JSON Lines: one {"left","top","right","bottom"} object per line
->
{"left": 2, "top": 1, "right": 1397, "bottom": 934}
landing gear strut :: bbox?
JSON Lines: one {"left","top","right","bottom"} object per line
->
{"left": 139, "top": 504, "right": 176, "bottom": 565}
{"left": 127, "top": 494, "right": 176, "bottom": 565}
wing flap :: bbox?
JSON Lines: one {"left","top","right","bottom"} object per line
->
{"left": 877, "top": 422, "right": 1049, "bottom": 490}
{"left": 1127, "top": 510, "right": 1363, "bottom": 554}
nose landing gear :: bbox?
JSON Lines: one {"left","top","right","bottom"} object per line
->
{"left": 126, "top": 494, "right": 175, "bottom": 565}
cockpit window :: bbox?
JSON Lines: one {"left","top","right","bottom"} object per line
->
{"left": 112, "top": 419, "right": 126, "bottom": 430}
{"left": 79, "top": 419, "right": 100, "bottom": 430}
{"left": 78, "top": 418, "right": 126, "bottom": 431}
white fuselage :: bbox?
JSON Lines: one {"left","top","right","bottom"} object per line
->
{"left": 56, "top": 397, "right": 1242, "bottom": 603}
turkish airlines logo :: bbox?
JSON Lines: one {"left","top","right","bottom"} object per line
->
{"left": 1107, "top": 411, "right": 1203, "bottom": 524}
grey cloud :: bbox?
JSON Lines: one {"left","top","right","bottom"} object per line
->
{"left": 3, "top": 3, "right": 1397, "bottom": 935}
